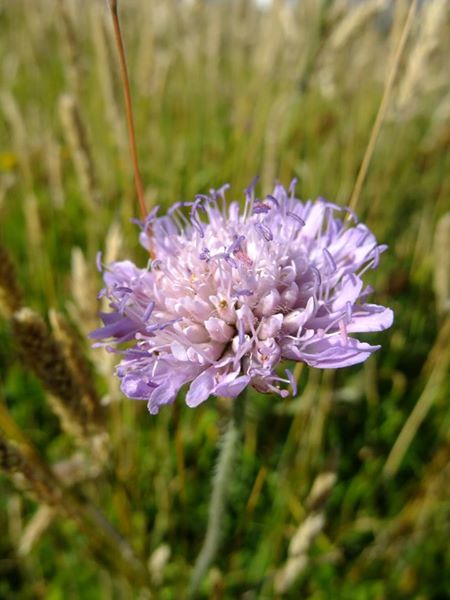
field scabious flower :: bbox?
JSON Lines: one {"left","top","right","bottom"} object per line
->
{"left": 91, "top": 181, "right": 393, "bottom": 414}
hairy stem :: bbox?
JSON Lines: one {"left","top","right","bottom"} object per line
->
{"left": 188, "top": 397, "right": 245, "bottom": 596}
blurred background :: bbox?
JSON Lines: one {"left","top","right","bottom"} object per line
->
{"left": 0, "top": 0, "right": 449, "bottom": 598}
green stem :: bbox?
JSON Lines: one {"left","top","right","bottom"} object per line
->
{"left": 188, "top": 395, "right": 246, "bottom": 597}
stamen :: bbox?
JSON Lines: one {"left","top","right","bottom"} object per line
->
{"left": 225, "top": 235, "right": 253, "bottom": 267}
{"left": 323, "top": 248, "right": 337, "bottom": 273}
{"left": 285, "top": 369, "right": 297, "bottom": 396}
{"left": 216, "top": 183, "right": 230, "bottom": 198}
{"left": 145, "top": 318, "right": 181, "bottom": 334}
{"left": 214, "top": 183, "right": 230, "bottom": 215}
{"left": 318, "top": 197, "right": 341, "bottom": 212}
{"left": 146, "top": 206, "right": 160, "bottom": 224}
{"left": 288, "top": 177, "right": 298, "bottom": 197}
{"left": 359, "top": 285, "right": 374, "bottom": 300}
{"left": 124, "top": 348, "right": 151, "bottom": 358}
{"left": 345, "top": 301, "right": 352, "bottom": 323}
{"left": 310, "top": 266, "right": 322, "bottom": 289}
{"left": 255, "top": 222, "right": 273, "bottom": 242}
{"left": 371, "top": 244, "right": 387, "bottom": 269}
{"left": 243, "top": 176, "right": 259, "bottom": 220}
{"left": 371, "top": 246, "right": 380, "bottom": 269}
{"left": 233, "top": 251, "right": 253, "bottom": 267}
{"left": 224, "top": 254, "right": 239, "bottom": 268}
{"left": 168, "top": 201, "right": 191, "bottom": 216}
{"left": 143, "top": 300, "right": 155, "bottom": 322}
{"left": 317, "top": 309, "right": 351, "bottom": 338}
{"left": 339, "top": 319, "right": 348, "bottom": 345}
{"left": 287, "top": 211, "right": 305, "bottom": 227}
{"left": 150, "top": 258, "right": 162, "bottom": 270}
{"left": 355, "top": 224, "right": 371, "bottom": 246}
{"left": 228, "top": 235, "right": 246, "bottom": 255}
{"left": 195, "top": 194, "right": 211, "bottom": 204}
{"left": 210, "top": 251, "right": 238, "bottom": 268}
{"left": 130, "top": 207, "right": 159, "bottom": 231}
{"left": 190, "top": 198, "right": 206, "bottom": 238}
{"left": 244, "top": 176, "right": 259, "bottom": 197}
{"left": 253, "top": 202, "right": 271, "bottom": 214}
{"left": 199, "top": 247, "right": 211, "bottom": 262}
{"left": 357, "top": 245, "right": 382, "bottom": 278}
{"left": 118, "top": 295, "right": 129, "bottom": 314}
{"left": 265, "top": 194, "right": 280, "bottom": 208}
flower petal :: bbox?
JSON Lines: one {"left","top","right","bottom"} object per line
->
{"left": 186, "top": 368, "right": 216, "bottom": 407}
{"left": 347, "top": 305, "right": 394, "bottom": 332}
{"left": 299, "top": 337, "right": 380, "bottom": 368}
{"left": 215, "top": 375, "right": 251, "bottom": 398}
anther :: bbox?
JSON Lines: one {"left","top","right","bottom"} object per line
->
{"left": 255, "top": 222, "right": 273, "bottom": 242}
{"left": 323, "top": 248, "right": 337, "bottom": 273}
{"left": 287, "top": 211, "right": 305, "bottom": 227}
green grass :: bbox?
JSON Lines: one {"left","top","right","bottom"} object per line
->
{"left": 0, "top": 0, "right": 449, "bottom": 598}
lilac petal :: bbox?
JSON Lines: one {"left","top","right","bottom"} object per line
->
{"left": 299, "top": 337, "right": 380, "bottom": 368}
{"left": 120, "top": 374, "right": 155, "bottom": 400}
{"left": 183, "top": 324, "right": 210, "bottom": 343}
{"left": 104, "top": 260, "right": 140, "bottom": 287}
{"left": 215, "top": 375, "right": 251, "bottom": 398}
{"left": 302, "top": 201, "right": 326, "bottom": 238}
{"left": 148, "top": 384, "right": 180, "bottom": 415}
{"left": 89, "top": 314, "right": 139, "bottom": 341}
{"left": 347, "top": 305, "right": 394, "bottom": 333}
{"left": 205, "top": 317, "right": 234, "bottom": 343}
{"left": 256, "top": 289, "right": 281, "bottom": 317}
{"left": 280, "top": 282, "right": 299, "bottom": 309}
{"left": 280, "top": 341, "right": 305, "bottom": 361}
{"left": 272, "top": 183, "right": 288, "bottom": 204}
{"left": 332, "top": 275, "right": 363, "bottom": 311}
{"left": 186, "top": 368, "right": 216, "bottom": 407}
{"left": 282, "top": 297, "right": 316, "bottom": 334}
{"left": 259, "top": 314, "right": 283, "bottom": 339}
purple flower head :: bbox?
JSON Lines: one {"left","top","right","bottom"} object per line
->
{"left": 91, "top": 181, "right": 393, "bottom": 414}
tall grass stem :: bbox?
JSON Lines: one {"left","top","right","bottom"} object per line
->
{"left": 348, "top": 0, "right": 417, "bottom": 214}
{"left": 107, "top": 0, "right": 147, "bottom": 220}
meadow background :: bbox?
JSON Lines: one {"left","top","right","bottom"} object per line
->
{"left": 0, "top": 0, "right": 449, "bottom": 598}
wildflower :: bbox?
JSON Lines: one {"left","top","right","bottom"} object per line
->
{"left": 91, "top": 181, "right": 393, "bottom": 414}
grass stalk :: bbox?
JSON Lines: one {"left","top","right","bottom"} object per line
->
{"left": 348, "top": 0, "right": 418, "bottom": 213}
{"left": 107, "top": 0, "right": 147, "bottom": 220}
